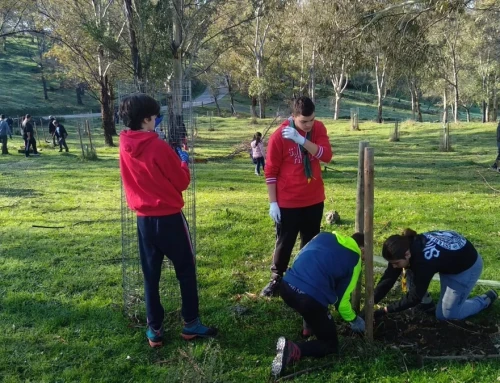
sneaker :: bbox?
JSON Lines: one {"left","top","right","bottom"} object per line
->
{"left": 181, "top": 318, "right": 217, "bottom": 340}
{"left": 484, "top": 290, "right": 498, "bottom": 307}
{"left": 146, "top": 326, "right": 164, "bottom": 348}
{"left": 260, "top": 278, "right": 281, "bottom": 297}
{"left": 271, "top": 337, "right": 301, "bottom": 378}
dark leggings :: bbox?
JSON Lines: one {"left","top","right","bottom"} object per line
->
{"left": 280, "top": 282, "right": 339, "bottom": 358}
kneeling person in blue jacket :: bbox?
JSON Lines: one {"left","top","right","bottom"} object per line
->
{"left": 271, "top": 231, "right": 365, "bottom": 378}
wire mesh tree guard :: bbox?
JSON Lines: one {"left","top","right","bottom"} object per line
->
{"left": 118, "top": 81, "right": 196, "bottom": 323}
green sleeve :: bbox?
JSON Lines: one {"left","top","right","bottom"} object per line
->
{"left": 337, "top": 258, "right": 361, "bottom": 322}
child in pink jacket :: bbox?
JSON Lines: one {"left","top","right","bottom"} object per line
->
{"left": 251, "top": 131, "right": 265, "bottom": 175}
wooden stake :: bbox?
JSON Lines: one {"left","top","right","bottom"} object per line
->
{"left": 352, "top": 141, "right": 369, "bottom": 311}
{"left": 364, "top": 147, "right": 375, "bottom": 341}
{"left": 77, "top": 123, "right": 85, "bottom": 158}
{"left": 86, "top": 120, "right": 94, "bottom": 151}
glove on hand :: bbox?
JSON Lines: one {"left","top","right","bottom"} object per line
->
{"left": 269, "top": 202, "right": 281, "bottom": 224}
{"left": 176, "top": 147, "right": 189, "bottom": 163}
{"left": 350, "top": 316, "right": 365, "bottom": 333}
{"left": 282, "top": 127, "right": 306, "bottom": 145}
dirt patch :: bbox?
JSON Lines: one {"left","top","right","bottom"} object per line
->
{"left": 374, "top": 310, "right": 499, "bottom": 356}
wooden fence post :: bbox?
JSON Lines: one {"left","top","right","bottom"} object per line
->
{"left": 352, "top": 141, "right": 369, "bottom": 311}
{"left": 364, "top": 147, "right": 375, "bottom": 341}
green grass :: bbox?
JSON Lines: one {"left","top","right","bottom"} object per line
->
{"left": 0, "top": 37, "right": 102, "bottom": 118}
{"left": 1, "top": 117, "right": 499, "bottom": 382}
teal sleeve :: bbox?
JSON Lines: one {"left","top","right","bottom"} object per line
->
{"left": 337, "top": 258, "right": 361, "bottom": 322}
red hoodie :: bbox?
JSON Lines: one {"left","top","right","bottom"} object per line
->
{"left": 265, "top": 119, "right": 333, "bottom": 208}
{"left": 119, "top": 130, "right": 190, "bottom": 216}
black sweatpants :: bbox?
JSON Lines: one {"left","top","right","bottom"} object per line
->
{"left": 270, "top": 202, "right": 324, "bottom": 278}
{"left": 280, "top": 282, "right": 339, "bottom": 358}
{"left": 137, "top": 213, "right": 199, "bottom": 330}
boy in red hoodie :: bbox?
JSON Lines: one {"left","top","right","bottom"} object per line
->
{"left": 119, "top": 94, "right": 217, "bottom": 347}
{"left": 261, "top": 96, "right": 333, "bottom": 297}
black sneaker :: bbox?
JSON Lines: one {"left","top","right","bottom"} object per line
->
{"left": 260, "top": 278, "right": 281, "bottom": 297}
{"left": 484, "top": 290, "right": 498, "bottom": 307}
{"left": 271, "top": 337, "right": 301, "bottom": 378}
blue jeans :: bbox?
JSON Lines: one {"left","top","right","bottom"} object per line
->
{"left": 137, "top": 213, "right": 199, "bottom": 330}
{"left": 435, "top": 255, "right": 489, "bottom": 320}
{"left": 496, "top": 142, "right": 500, "bottom": 163}
{"left": 255, "top": 156, "right": 265, "bottom": 174}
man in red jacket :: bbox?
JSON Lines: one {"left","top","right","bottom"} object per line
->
{"left": 261, "top": 96, "right": 333, "bottom": 297}
{"left": 119, "top": 94, "right": 217, "bottom": 347}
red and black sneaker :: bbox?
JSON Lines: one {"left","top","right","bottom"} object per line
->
{"left": 271, "top": 337, "right": 301, "bottom": 378}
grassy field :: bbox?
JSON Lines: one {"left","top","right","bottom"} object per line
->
{"left": 0, "top": 37, "right": 102, "bottom": 118}
{"left": 0, "top": 118, "right": 499, "bottom": 382}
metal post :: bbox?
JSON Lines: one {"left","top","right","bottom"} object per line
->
{"left": 364, "top": 147, "right": 375, "bottom": 341}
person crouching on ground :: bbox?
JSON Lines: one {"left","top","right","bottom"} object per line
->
{"left": 271, "top": 231, "right": 365, "bottom": 378}
{"left": 372, "top": 229, "right": 497, "bottom": 322}
{"left": 119, "top": 93, "right": 217, "bottom": 348}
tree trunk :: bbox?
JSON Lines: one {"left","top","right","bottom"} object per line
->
{"left": 334, "top": 94, "right": 341, "bottom": 120}
{"left": 76, "top": 84, "right": 83, "bottom": 105}
{"left": 258, "top": 97, "right": 265, "bottom": 118}
{"left": 377, "top": 100, "right": 383, "bottom": 123}
{"left": 172, "top": 0, "right": 183, "bottom": 85}
{"left": 225, "top": 75, "right": 236, "bottom": 115}
{"left": 214, "top": 95, "right": 221, "bottom": 117}
{"left": 442, "top": 89, "right": 448, "bottom": 124}
{"left": 309, "top": 46, "right": 315, "bottom": 103}
{"left": 100, "top": 75, "right": 116, "bottom": 146}
{"left": 41, "top": 73, "right": 48, "bottom": 100}
{"left": 2, "top": 37, "right": 6, "bottom": 51}
{"left": 482, "top": 100, "right": 487, "bottom": 123}
{"left": 465, "top": 107, "right": 470, "bottom": 122}
{"left": 410, "top": 84, "right": 415, "bottom": 120}
{"left": 415, "top": 90, "right": 422, "bottom": 122}
{"left": 124, "top": 0, "right": 142, "bottom": 83}
{"left": 251, "top": 96, "right": 258, "bottom": 119}
{"left": 492, "top": 76, "right": 498, "bottom": 121}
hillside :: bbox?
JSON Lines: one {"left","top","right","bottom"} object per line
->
{"left": 0, "top": 36, "right": 101, "bottom": 118}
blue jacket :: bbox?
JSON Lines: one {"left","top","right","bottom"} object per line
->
{"left": 283, "top": 232, "right": 361, "bottom": 322}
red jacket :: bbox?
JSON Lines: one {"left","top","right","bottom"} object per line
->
{"left": 265, "top": 119, "right": 332, "bottom": 208}
{"left": 119, "top": 130, "right": 190, "bottom": 216}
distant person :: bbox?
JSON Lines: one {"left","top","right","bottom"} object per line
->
{"left": 260, "top": 96, "right": 333, "bottom": 297}
{"left": 6, "top": 116, "right": 14, "bottom": 132}
{"left": 0, "top": 114, "right": 13, "bottom": 155}
{"left": 22, "top": 114, "right": 39, "bottom": 157}
{"left": 48, "top": 116, "right": 57, "bottom": 146}
{"left": 372, "top": 229, "right": 497, "bottom": 322}
{"left": 271, "top": 232, "right": 366, "bottom": 378}
{"left": 119, "top": 93, "right": 217, "bottom": 348}
{"left": 491, "top": 121, "right": 500, "bottom": 172}
{"left": 53, "top": 120, "right": 69, "bottom": 152}
{"left": 251, "top": 132, "right": 265, "bottom": 176}
{"left": 114, "top": 109, "right": 120, "bottom": 125}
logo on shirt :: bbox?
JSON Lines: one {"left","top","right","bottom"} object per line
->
{"left": 422, "top": 231, "right": 467, "bottom": 260}
{"left": 288, "top": 145, "right": 303, "bottom": 164}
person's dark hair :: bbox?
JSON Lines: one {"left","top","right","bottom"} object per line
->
{"left": 253, "top": 131, "right": 262, "bottom": 145}
{"left": 53, "top": 120, "right": 59, "bottom": 125}
{"left": 293, "top": 96, "right": 315, "bottom": 117}
{"left": 119, "top": 94, "right": 160, "bottom": 131}
{"left": 382, "top": 228, "right": 418, "bottom": 261}
{"left": 25, "top": 114, "right": 31, "bottom": 120}
{"left": 0, "top": 114, "right": 5, "bottom": 119}
{"left": 351, "top": 232, "right": 364, "bottom": 248}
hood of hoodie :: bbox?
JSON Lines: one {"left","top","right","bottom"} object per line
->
{"left": 120, "top": 130, "right": 158, "bottom": 158}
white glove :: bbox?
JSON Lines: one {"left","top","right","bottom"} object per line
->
{"left": 269, "top": 202, "right": 281, "bottom": 224}
{"left": 282, "top": 127, "right": 306, "bottom": 145}
{"left": 349, "top": 316, "right": 365, "bottom": 333}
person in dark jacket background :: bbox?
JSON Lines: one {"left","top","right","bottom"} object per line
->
{"left": 53, "top": 120, "right": 69, "bottom": 152}
{"left": 119, "top": 93, "right": 216, "bottom": 348}
{"left": 491, "top": 121, "right": 500, "bottom": 171}
{"left": 22, "top": 114, "right": 39, "bottom": 157}
{"left": 48, "top": 116, "right": 57, "bottom": 146}
{"left": 271, "top": 231, "right": 365, "bottom": 378}
{"left": 372, "top": 229, "right": 497, "bottom": 322}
